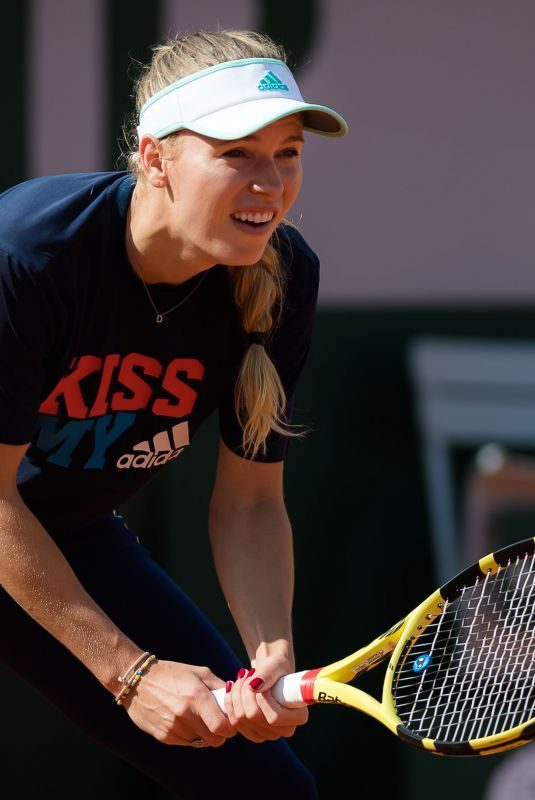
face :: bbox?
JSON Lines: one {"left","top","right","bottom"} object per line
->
{"left": 157, "top": 115, "right": 304, "bottom": 269}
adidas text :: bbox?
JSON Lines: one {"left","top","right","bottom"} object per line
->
{"left": 117, "top": 421, "right": 190, "bottom": 469}
{"left": 258, "top": 70, "right": 289, "bottom": 92}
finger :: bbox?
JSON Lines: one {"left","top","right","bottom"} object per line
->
{"left": 229, "top": 712, "right": 282, "bottom": 743}
{"left": 239, "top": 684, "right": 307, "bottom": 740}
{"left": 188, "top": 734, "right": 226, "bottom": 749}
{"left": 223, "top": 680, "right": 237, "bottom": 723}
{"left": 140, "top": 721, "right": 210, "bottom": 748}
{"left": 254, "top": 690, "right": 309, "bottom": 727}
{"left": 170, "top": 733, "right": 218, "bottom": 749}
{"left": 196, "top": 689, "right": 237, "bottom": 741}
{"left": 167, "top": 700, "right": 230, "bottom": 749}
{"left": 186, "top": 716, "right": 230, "bottom": 748}
{"left": 226, "top": 666, "right": 249, "bottom": 720}
{"left": 177, "top": 724, "right": 228, "bottom": 748}
{"left": 235, "top": 683, "right": 285, "bottom": 741}
{"left": 224, "top": 671, "right": 272, "bottom": 742}
{"left": 240, "top": 672, "right": 270, "bottom": 721}
{"left": 159, "top": 700, "right": 234, "bottom": 747}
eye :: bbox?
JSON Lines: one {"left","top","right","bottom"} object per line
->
{"left": 222, "top": 148, "right": 247, "bottom": 158}
{"left": 278, "top": 147, "right": 301, "bottom": 159}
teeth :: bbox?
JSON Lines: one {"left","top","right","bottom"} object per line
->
{"left": 233, "top": 211, "right": 274, "bottom": 224}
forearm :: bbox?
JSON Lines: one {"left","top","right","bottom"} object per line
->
{"left": 209, "top": 497, "right": 295, "bottom": 668}
{"left": 0, "top": 492, "right": 142, "bottom": 693}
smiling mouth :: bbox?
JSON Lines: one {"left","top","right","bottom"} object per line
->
{"left": 231, "top": 210, "right": 275, "bottom": 225}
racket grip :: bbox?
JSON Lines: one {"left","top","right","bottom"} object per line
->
{"left": 212, "top": 670, "right": 309, "bottom": 712}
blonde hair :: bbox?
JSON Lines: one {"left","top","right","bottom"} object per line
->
{"left": 125, "top": 31, "right": 304, "bottom": 458}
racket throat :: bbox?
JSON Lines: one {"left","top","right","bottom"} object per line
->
{"left": 314, "top": 678, "right": 399, "bottom": 735}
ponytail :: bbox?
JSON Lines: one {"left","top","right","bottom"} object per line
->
{"left": 229, "top": 235, "right": 304, "bottom": 458}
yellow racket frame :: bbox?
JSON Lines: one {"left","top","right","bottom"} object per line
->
{"left": 309, "top": 541, "right": 535, "bottom": 756}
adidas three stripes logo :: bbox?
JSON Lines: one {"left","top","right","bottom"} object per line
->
{"left": 117, "top": 421, "right": 190, "bottom": 469}
{"left": 258, "top": 71, "right": 289, "bottom": 92}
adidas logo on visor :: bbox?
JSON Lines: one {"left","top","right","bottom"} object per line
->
{"left": 258, "top": 70, "right": 289, "bottom": 92}
{"left": 117, "top": 421, "right": 190, "bottom": 469}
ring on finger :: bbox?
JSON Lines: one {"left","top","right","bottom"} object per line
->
{"left": 190, "top": 737, "right": 205, "bottom": 748}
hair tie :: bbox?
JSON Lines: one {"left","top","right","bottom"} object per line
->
{"left": 247, "top": 331, "right": 268, "bottom": 347}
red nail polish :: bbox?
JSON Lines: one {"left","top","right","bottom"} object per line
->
{"left": 247, "top": 667, "right": 255, "bottom": 677}
{"left": 226, "top": 681, "right": 233, "bottom": 693}
{"left": 249, "top": 677, "right": 264, "bottom": 691}
{"left": 236, "top": 668, "right": 247, "bottom": 680}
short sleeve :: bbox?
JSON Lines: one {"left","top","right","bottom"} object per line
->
{"left": 0, "top": 249, "right": 55, "bottom": 444}
{"left": 219, "top": 226, "right": 320, "bottom": 462}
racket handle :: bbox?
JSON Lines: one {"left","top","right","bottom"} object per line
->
{"left": 211, "top": 670, "right": 309, "bottom": 712}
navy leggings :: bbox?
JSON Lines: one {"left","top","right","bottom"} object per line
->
{"left": 0, "top": 513, "right": 318, "bottom": 799}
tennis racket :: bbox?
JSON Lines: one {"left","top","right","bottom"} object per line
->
{"left": 212, "top": 536, "right": 535, "bottom": 756}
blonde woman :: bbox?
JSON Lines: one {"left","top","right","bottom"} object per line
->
{"left": 0, "top": 30, "right": 347, "bottom": 797}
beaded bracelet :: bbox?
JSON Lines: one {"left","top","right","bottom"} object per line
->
{"left": 115, "top": 654, "right": 157, "bottom": 706}
{"left": 118, "top": 651, "right": 150, "bottom": 685}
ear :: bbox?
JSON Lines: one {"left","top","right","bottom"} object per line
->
{"left": 138, "top": 135, "right": 167, "bottom": 188}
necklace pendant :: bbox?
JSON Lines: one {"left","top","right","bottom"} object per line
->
{"left": 156, "top": 314, "right": 164, "bottom": 324}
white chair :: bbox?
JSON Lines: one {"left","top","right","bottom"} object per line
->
{"left": 462, "top": 444, "right": 535, "bottom": 565}
{"left": 407, "top": 338, "right": 535, "bottom": 583}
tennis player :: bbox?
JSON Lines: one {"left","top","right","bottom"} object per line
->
{"left": 0, "top": 30, "right": 347, "bottom": 797}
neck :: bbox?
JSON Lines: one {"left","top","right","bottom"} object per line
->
{"left": 126, "top": 182, "right": 212, "bottom": 285}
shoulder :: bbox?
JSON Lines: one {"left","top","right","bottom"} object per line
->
{"left": 276, "top": 223, "right": 320, "bottom": 273}
{"left": 275, "top": 224, "right": 320, "bottom": 313}
{"left": 0, "top": 172, "right": 132, "bottom": 271}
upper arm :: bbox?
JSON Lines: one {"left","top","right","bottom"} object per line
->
{"left": 210, "top": 437, "right": 285, "bottom": 513}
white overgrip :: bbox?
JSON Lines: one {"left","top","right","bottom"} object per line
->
{"left": 211, "top": 670, "right": 309, "bottom": 712}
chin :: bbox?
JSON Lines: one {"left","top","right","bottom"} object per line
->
{"left": 217, "top": 247, "right": 268, "bottom": 267}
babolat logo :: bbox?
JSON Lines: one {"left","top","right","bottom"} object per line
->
{"left": 258, "top": 70, "right": 289, "bottom": 92}
{"left": 318, "top": 691, "right": 344, "bottom": 704}
{"left": 117, "top": 421, "right": 189, "bottom": 469}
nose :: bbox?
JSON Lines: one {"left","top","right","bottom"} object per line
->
{"left": 250, "top": 157, "right": 284, "bottom": 196}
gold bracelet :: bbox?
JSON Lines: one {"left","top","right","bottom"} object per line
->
{"left": 115, "top": 654, "right": 157, "bottom": 706}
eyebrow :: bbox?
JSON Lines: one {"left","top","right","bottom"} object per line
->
{"left": 238, "top": 133, "right": 305, "bottom": 144}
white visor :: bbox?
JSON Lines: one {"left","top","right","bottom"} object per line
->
{"left": 137, "top": 58, "right": 348, "bottom": 141}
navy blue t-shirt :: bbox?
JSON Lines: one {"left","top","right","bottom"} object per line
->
{"left": 0, "top": 172, "right": 319, "bottom": 533}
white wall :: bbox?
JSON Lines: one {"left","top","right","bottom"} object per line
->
{"left": 293, "top": 0, "right": 535, "bottom": 303}
{"left": 24, "top": 0, "right": 535, "bottom": 303}
{"left": 28, "top": 0, "right": 105, "bottom": 176}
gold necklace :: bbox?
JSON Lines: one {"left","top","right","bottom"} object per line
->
{"left": 131, "top": 254, "right": 208, "bottom": 324}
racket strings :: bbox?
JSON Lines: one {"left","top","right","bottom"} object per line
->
{"left": 439, "top": 557, "right": 535, "bottom": 742}
{"left": 393, "top": 551, "right": 535, "bottom": 744}
{"left": 474, "top": 557, "right": 535, "bottom": 740}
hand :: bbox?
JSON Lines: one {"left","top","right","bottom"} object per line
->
{"left": 122, "top": 659, "right": 237, "bottom": 747}
{"left": 223, "top": 653, "right": 309, "bottom": 743}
